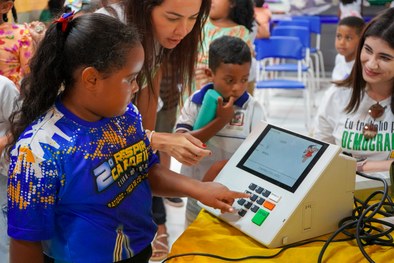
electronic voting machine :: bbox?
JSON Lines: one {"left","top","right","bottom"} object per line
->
{"left": 200, "top": 121, "right": 356, "bottom": 248}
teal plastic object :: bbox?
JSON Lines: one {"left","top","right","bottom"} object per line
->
{"left": 193, "top": 89, "right": 222, "bottom": 130}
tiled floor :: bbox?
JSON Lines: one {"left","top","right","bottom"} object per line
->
{"left": 150, "top": 78, "right": 332, "bottom": 262}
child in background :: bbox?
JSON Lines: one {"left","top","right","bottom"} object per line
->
{"left": 39, "top": 0, "right": 65, "bottom": 23}
{"left": 315, "top": 7, "right": 394, "bottom": 173}
{"left": 253, "top": 0, "right": 271, "bottom": 39}
{"left": 6, "top": 13, "right": 247, "bottom": 263}
{"left": 193, "top": 0, "right": 255, "bottom": 91}
{"left": 0, "top": 0, "right": 34, "bottom": 89}
{"left": 332, "top": 16, "right": 365, "bottom": 81}
{"left": 338, "top": 0, "right": 362, "bottom": 19}
{"left": 176, "top": 36, "right": 265, "bottom": 225}
{"left": 0, "top": 75, "right": 19, "bottom": 263}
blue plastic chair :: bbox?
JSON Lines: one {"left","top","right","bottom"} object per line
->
{"left": 293, "top": 15, "right": 326, "bottom": 79}
{"left": 271, "top": 25, "right": 316, "bottom": 106}
{"left": 275, "top": 18, "right": 324, "bottom": 84}
{"left": 254, "top": 36, "right": 313, "bottom": 129}
{"left": 271, "top": 25, "right": 312, "bottom": 69}
{"left": 277, "top": 19, "right": 311, "bottom": 30}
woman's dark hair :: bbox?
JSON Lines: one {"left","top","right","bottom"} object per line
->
{"left": 2, "top": 0, "right": 17, "bottom": 23}
{"left": 337, "top": 7, "right": 394, "bottom": 114}
{"left": 7, "top": 13, "right": 141, "bottom": 154}
{"left": 229, "top": 0, "right": 255, "bottom": 32}
{"left": 124, "top": 0, "right": 211, "bottom": 99}
{"left": 254, "top": 0, "right": 265, "bottom": 8}
{"left": 209, "top": 35, "right": 251, "bottom": 72}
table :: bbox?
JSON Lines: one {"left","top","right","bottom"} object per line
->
{"left": 168, "top": 210, "right": 394, "bottom": 263}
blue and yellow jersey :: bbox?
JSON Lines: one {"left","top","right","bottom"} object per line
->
{"left": 7, "top": 99, "right": 159, "bottom": 263}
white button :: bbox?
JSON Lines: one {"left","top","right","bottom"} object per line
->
{"left": 268, "top": 193, "right": 281, "bottom": 203}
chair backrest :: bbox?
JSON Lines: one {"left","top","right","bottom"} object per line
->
{"left": 293, "top": 15, "right": 321, "bottom": 34}
{"left": 277, "top": 19, "right": 311, "bottom": 31}
{"left": 254, "top": 36, "right": 304, "bottom": 61}
{"left": 271, "top": 25, "right": 311, "bottom": 49}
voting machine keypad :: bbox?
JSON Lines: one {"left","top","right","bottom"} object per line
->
{"left": 236, "top": 183, "right": 281, "bottom": 226}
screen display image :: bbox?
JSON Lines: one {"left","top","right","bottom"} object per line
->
{"left": 237, "top": 125, "right": 329, "bottom": 192}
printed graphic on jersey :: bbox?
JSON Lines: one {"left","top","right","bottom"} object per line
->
{"left": 8, "top": 106, "right": 151, "bottom": 210}
{"left": 341, "top": 118, "right": 394, "bottom": 152}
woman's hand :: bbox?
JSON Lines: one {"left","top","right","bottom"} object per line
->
{"left": 195, "top": 181, "right": 250, "bottom": 214}
{"left": 151, "top": 132, "right": 211, "bottom": 166}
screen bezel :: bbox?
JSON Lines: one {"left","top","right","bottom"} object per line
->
{"left": 236, "top": 124, "right": 329, "bottom": 193}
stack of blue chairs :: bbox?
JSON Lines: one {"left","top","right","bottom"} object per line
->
{"left": 292, "top": 15, "right": 325, "bottom": 79}
{"left": 276, "top": 16, "right": 325, "bottom": 83}
{"left": 254, "top": 36, "right": 313, "bottom": 130}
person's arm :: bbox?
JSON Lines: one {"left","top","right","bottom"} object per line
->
{"left": 136, "top": 67, "right": 162, "bottom": 131}
{"left": 0, "top": 136, "right": 7, "bottom": 154}
{"left": 0, "top": 134, "right": 11, "bottom": 155}
{"left": 25, "top": 22, "right": 46, "bottom": 53}
{"left": 148, "top": 163, "right": 249, "bottom": 213}
{"left": 148, "top": 131, "right": 211, "bottom": 166}
{"left": 10, "top": 239, "right": 44, "bottom": 263}
{"left": 138, "top": 67, "right": 211, "bottom": 165}
{"left": 255, "top": 10, "right": 271, "bottom": 39}
{"left": 358, "top": 159, "right": 393, "bottom": 173}
{"left": 202, "top": 160, "right": 228, "bottom": 182}
{"left": 179, "top": 96, "right": 235, "bottom": 143}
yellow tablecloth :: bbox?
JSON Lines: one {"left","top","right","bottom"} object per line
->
{"left": 168, "top": 210, "right": 394, "bottom": 263}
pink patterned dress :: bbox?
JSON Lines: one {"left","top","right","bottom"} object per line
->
{"left": 0, "top": 23, "right": 33, "bottom": 88}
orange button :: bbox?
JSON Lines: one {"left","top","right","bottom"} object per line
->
{"left": 263, "top": 200, "right": 276, "bottom": 211}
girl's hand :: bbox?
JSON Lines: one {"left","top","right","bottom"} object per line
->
{"left": 196, "top": 181, "right": 250, "bottom": 214}
{"left": 216, "top": 96, "right": 235, "bottom": 124}
{"left": 152, "top": 132, "right": 211, "bottom": 166}
{"left": 25, "top": 21, "right": 46, "bottom": 47}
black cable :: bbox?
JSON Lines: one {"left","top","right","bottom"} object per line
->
{"left": 163, "top": 172, "right": 394, "bottom": 263}
{"left": 318, "top": 171, "right": 394, "bottom": 263}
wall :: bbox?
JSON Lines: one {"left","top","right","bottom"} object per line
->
{"left": 15, "top": 0, "right": 47, "bottom": 12}
{"left": 14, "top": 0, "right": 48, "bottom": 22}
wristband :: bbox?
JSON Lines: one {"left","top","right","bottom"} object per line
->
{"left": 145, "top": 129, "right": 155, "bottom": 142}
{"left": 149, "top": 130, "right": 155, "bottom": 144}
{"left": 145, "top": 129, "right": 157, "bottom": 153}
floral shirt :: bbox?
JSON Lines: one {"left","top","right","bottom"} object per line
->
{"left": 193, "top": 19, "right": 252, "bottom": 92}
{"left": 0, "top": 23, "right": 33, "bottom": 88}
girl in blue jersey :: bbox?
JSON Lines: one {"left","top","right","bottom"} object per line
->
{"left": 6, "top": 13, "right": 247, "bottom": 263}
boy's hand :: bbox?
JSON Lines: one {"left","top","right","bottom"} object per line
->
{"left": 216, "top": 96, "right": 235, "bottom": 124}
{"left": 195, "top": 181, "right": 250, "bottom": 214}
